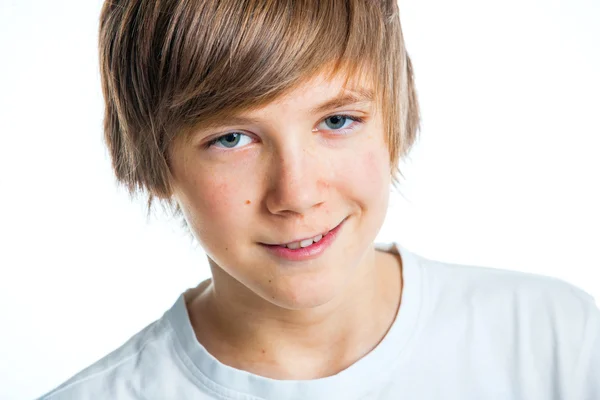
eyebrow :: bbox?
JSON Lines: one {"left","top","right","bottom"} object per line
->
{"left": 193, "top": 87, "right": 375, "bottom": 133}
{"left": 309, "top": 87, "right": 375, "bottom": 115}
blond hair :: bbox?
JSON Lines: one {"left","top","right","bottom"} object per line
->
{"left": 99, "top": 0, "right": 421, "bottom": 213}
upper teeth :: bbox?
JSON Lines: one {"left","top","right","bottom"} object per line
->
{"left": 281, "top": 234, "right": 324, "bottom": 249}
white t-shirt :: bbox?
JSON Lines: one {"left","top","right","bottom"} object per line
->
{"left": 38, "top": 243, "right": 600, "bottom": 400}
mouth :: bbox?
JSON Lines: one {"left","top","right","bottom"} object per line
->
{"left": 260, "top": 217, "right": 348, "bottom": 261}
{"left": 275, "top": 229, "right": 331, "bottom": 250}
{"left": 262, "top": 217, "right": 347, "bottom": 249}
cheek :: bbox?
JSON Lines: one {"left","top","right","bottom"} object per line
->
{"left": 335, "top": 142, "right": 390, "bottom": 201}
{"left": 203, "top": 179, "right": 233, "bottom": 211}
{"left": 178, "top": 167, "right": 255, "bottom": 238}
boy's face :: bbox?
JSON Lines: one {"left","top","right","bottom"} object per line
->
{"left": 169, "top": 70, "right": 392, "bottom": 310}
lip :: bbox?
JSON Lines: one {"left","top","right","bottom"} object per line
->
{"left": 271, "top": 226, "right": 333, "bottom": 247}
{"left": 260, "top": 217, "right": 347, "bottom": 262}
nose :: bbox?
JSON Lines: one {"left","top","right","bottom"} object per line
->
{"left": 264, "top": 141, "right": 327, "bottom": 216}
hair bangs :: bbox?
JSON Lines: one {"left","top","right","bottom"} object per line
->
{"left": 159, "top": 0, "right": 385, "bottom": 135}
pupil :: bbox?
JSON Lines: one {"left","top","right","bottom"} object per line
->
{"left": 220, "top": 133, "right": 240, "bottom": 147}
{"left": 327, "top": 116, "right": 345, "bottom": 129}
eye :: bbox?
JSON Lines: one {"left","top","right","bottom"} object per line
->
{"left": 205, "top": 114, "right": 365, "bottom": 150}
{"left": 206, "top": 132, "right": 254, "bottom": 149}
{"left": 317, "top": 114, "right": 364, "bottom": 133}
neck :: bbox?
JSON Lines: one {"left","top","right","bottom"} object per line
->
{"left": 186, "top": 246, "right": 402, "bottom": 380}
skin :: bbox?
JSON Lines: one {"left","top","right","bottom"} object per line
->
{"left": 168, "top": 69, "right": 403, "bottom": 379}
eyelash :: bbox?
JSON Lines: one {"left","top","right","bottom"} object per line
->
{"left": 204, "top": 114, "right": 366, "bottom": 150}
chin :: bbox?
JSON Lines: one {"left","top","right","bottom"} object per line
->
{"left": 269, "top": 293, "right": 337, "bottom": 311}
{"left": 258, "top": 272, "right": 344, "bottom": 310}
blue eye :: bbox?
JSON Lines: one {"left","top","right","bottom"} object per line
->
{"left": 206, "top": 114, "right": 364, "bottom": 149}
{"left": 207, "top": 132, "right": 253, "bottom": 149}
{"left": 320, "top": 115, "right": 359, "bottom": 131}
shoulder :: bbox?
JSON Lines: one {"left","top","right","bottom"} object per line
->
{"left": 411, "top": 250, "right": 598, "bottom": 340}
{"left": 38, "top": 318, "right": 174, "bottom": 400}
{"left": 413, "top": 251, "right": 600, "bottom": 395}
{"left": 415, "top": 250, "right": 595, "bottom": 308}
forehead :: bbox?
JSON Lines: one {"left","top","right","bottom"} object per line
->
{"left": 215, "top": 72, "right": 374, "bottom": 123}
{"left": 280, "top": 69, "right": 372, "bottom": 98}
{"left": 240, "top": 81, "right": 374, "bottom": 119}
{"left": 261, "top": 68, "right": 375, "bottom": 108}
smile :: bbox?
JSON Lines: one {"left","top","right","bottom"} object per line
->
{"left": 260, "top": 217, "right": 347, "bottom": 262}
{"left": 278, "top": 231, "right": 327, "bottom": 249}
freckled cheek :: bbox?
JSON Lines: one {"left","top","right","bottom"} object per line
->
{"left": 202, "top": 182, "right": 233, "bottom": 212}
{"left": 182, "top": 170, "right": 255, "bottom": 227}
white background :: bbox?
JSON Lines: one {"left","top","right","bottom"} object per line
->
{"left": 0, "top": 0, "right": 598, "bottom": 398}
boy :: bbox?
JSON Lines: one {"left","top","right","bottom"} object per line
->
{"left": 40, "top": 0, "right": 599, "bottom": 399}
